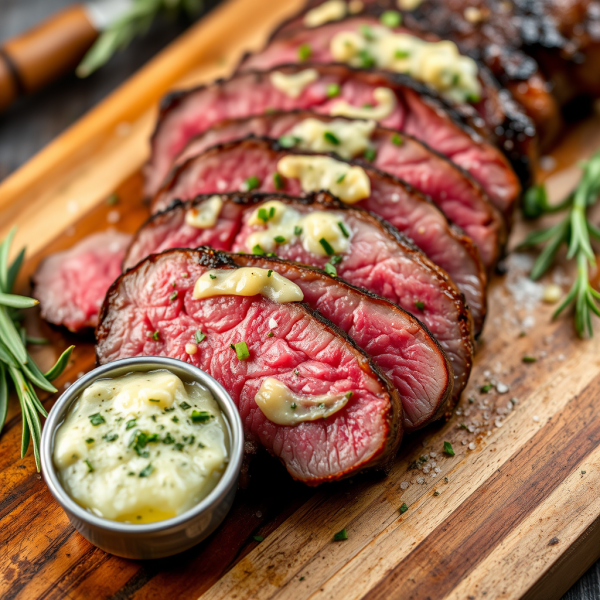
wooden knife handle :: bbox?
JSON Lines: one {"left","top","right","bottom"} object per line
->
{"left": 0, "top": 5, "right": 99, "bottom": 111}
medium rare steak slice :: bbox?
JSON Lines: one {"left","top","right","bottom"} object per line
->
{"left": 146, "top": 63, "right": 520, "bottom": 218}
{"left": 95, "top": 248, "right": 403, "bottom": 484}
{"left": 125, "top": 192, "right": 474, "bottom": 404}
{"left": 151, "top": 137, "right": 487, "bottom": 333}
{"left": 239, "top": 14, "right": 536, "bottom": 183}
{"left": 173, "top": 111, "right": 505, "bottom": 270}
{"left": 33, "top": 230, "right": 131, "bottom": 332}
{"left": 233, "top": 254, "right": 453, "bottom": 430}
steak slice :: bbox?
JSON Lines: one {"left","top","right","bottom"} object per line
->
{"left": 145, "top": 63, "right": 520, "bottom": 218}
{"left": 233, "top": 254, "right": 453, "bottom": 431}
{"left": 173, "top": 111, "right": 505, "bottom": 270}
{"left": 95, "top": 248, "right": 403, "bottom": 484}
{"left": 151, "top": 137, "right": 487, "bottom": 333}
{"left": 239, "top": 14, "right": 536, "bottom": 183}
{"left": 125, "top": 192, "right": 474, "bottom": 405}
{"left": 33, "top": 230, "right": 131, "bottom": 332}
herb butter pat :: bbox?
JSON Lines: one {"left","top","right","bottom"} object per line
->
{"left": 53, "top": 370, "right": 229, "bottom": 523}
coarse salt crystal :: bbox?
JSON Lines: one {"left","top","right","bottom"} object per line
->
{"left": 431, "top": 472, "right": 437, "bottom": 477}
{"left": 434, "top": 467, "right": 441, "bottom": 473}
{"left": 429, "top": 452, "right": 437, "bottom": 458}
{"left": 400, "top": 482, "right": 409, "bottom": 490}
{"left": 461, "top": 440, "right": 467, "bottom": 445}
{"left": 468, "top": 442, "right": 476, "bottom": 450}
{"left": 495, "top": 418, "right": 504, "bottom": 428}
{"left": 422, "top": 466, "right": 430, "bottom": 474}
{"left": 496, "top": 382, "right": 509, "bottom": 394}
{"left": 268, "top": 317, "right": 278, "bottom": 329}
{"left": 533, "top": 415, "right": 540, "bottom": 422}
{"left": 416, "top": 477, "right": 425, "bottom": 484}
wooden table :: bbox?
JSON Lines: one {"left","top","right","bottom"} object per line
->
{"left": 1, "top": 1, "right": 599, "bottom": 598}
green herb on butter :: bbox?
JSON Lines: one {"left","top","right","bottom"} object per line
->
{"left": 319, "top": 238, "right": 335, "bottom": 256}
{"left": 84, "top": 459, "right": 94, "bottom": 473}
{"left": 191, "top": 410, "right": 214, "bottom": 424}
{"left": 139, "top": 464, "right": 154, "bottom": 478}
{"left": 89, "top": 413, "right": 105, "bottom": 426}
{"left": 126, "top": 419, "right": 137, "bottom": 430}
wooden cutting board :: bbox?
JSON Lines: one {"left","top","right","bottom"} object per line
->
{"left": 2, "top": 1, "right": 600, "bottom": 598}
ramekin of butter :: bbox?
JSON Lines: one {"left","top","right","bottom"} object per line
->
{"left": 40, "top": 357, "right": 244, "bottom": 559}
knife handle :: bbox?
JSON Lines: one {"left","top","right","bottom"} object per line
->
{"left": 0, "top": 4, "right": 99, "bottom": 111}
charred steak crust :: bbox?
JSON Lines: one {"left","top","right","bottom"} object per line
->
{"left": 240, "top": 12, "right": 536, "bottom": 185}
{"left": 151, "top": 135, "right": 487, "bottom": 334}
{"left": 125, "top": 191, "right": 475, "bottom": 406}
{"left": 96, "top": 247, "right": 403, "bottom": 483}
{"left": 145, "top": 63, "right": 520, "bottom": 219}
{"left": 171, "top": 110, "right": 507, "bottom": 270}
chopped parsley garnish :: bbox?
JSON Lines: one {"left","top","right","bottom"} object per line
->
{"left": 381, "top": 10, "right": 402, "bottom": 27}
{"left": 330, "top": 255, "right": 342, "bottom": 265}
{"left": 209, "top": 274, "right": 217, "bottom": 280}
{"left": 433, "top": 490, "right": 441, "bottom": 497}
{"left": 391, "top": 133, "right": 403, "bottom": 145}
{"left": 169, "top": 291, "right": 178, "bottom": 301}
{"left": 319, "top": 238, "right": 335, "bottom": 256}
{"left": 258, "top": 205, "right": 276, "bottom": 223}
{"left": 173, "top": 443, "right": 184, "bottom": 451}
{"left": 324, "top": 131, "right": 340, "bottom": 145}
{"left": 85, "top": 438, "right": 94, "bottom": 444}
{"left": 274, "top": 235, "right": 286, "bottom": 244}
{"left": 183, "top": 435, "right": 195, "bottom": 444}
{"left": 359, "top": 24, "right": 375, "bottom": 40}
{"left": 415, "top": 300, "right": 425, "bottom": 311}
{"left": 129, "top": 430, "right": 150, "bottom": 457}
{"left": 172, "top": 416, "right": 179, "bottom": 423}
{"left": 298, "top": 43, "right": 312, "bottom": 61}
{"left": 267, "top": 331, "right": 274, "bottom": 337}
{"left": 362, "top": 103, "right": 373, "bottom": 109}
{"left": 394, "top": 49, "right": 411, "bottom": 59}
{"left": 89, "top": 413, "right": 105, "bottom": 426}
{"left": 253, "top": 535, "right": 264, "bottom": 542}
{"left": 357, "top": 49, "right": 375, "bottom": 68}
{"left": 102, "top": 433, "right": 118, "bottom": 442}
{"left": 163, "top": 406, "right": 175, "bottom": 412}
{"left": 480, "top": 383, "right": 493, "bottom": 393}
{"left": 522, "top": 355, "right": 537, "bottom": 363}
{"left": 139, "top": 464, "right": 154, "bottom": 478}
{"left": 273, "top": 172, "right": 284, "bottom": 190}
{"left": 148, "top": 398, "right": 160, "bottom": 403}
{"left": 126, "top": 419, "right": 137, "bottom": 430}
{"left": 163, "top": 432, "right": 175, "bottom": 444}
{"left": 252, "top": 244, "right": 265, "bottom": 256}
{"left": 267, "top": 269, "right": 273, "bottom": 277}
{"left": 338, "top": 222, "right": 350, "bottom": 238}
{"left": 324, "top": 263, "right": 337, "bottom": 277}
{"left": 147, "top": 433, "right": 159, "bottom": 443}
{"left": 336, "top": 173, "right": 346, "bottom": 183}
{"left": 152, "top": 330, "right": 160, "bottom": 341}
{"left": 364, "top": 147, "right": 377, "bottom": 162}
{"left": 399, "top": 503, "right": 408, "bottom": 513}
{"left": 326, "top": 83, "right": 341, "bottom": 98}
{"left": 291, "top": 402, "right": 297, "bottom": 410}
{"left": 180, "top": 401, "right": 191, "bottom": 410}
{"left": 231, "top": 341, "right": 250, "bottom": 360}
{"left": 294, "top": 225, "right": 303, "bottom": 236}
{"left": 244, "top": 175, "right": 260, "bottom": 191}
{"left": 192, "top": 410, "right": 214, "bottom": 424}
{"left": 195, "top": 330, "right": 206, "bottom": 344}
{"left": 84, "top": 459, "right": 94, "bottom": 473}
{"left": 333, "top": 529, "right": 348, "bottom": 541}
{"left": 278, "top": 135, "right": 300, "bottom": 148}
{"left": 443, "top": 441, "right": 455, "bottom": 456}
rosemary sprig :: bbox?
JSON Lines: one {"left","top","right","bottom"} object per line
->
{"left": 519, "top": 151, "right": 600, "bottom": 337}
{"left": 77, "top": 0, "right": 204, "bottom": 78}
{"left": 0, "top": 228, "right": 74, "bottom": 470}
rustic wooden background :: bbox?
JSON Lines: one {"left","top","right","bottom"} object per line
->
{"left": 0, "top": 1, "right": 599, "bottom": 598}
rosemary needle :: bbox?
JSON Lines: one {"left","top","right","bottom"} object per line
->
{"left": 0, "top": 228, "right": 74, "bottom": 470}
{"left": 519, "top": 150, "right": 600, "bottom": 338}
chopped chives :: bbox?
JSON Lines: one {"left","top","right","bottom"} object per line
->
{"left": 391, "top": 133, "right": 403, "bottom": 145}
{"left": 274, "top": 235, "right": 286, "bottom": 244}
{"left": 139, "top": 464, "right": 154, "bottom": 478}
{"left": 324, "top": 131, "right": 340, "bottom": 145}
{"left": 298, "top": 44, "right": 312, "bottom": 61}
{"left": 294, "top": 225, "right": 303, "bottom": 236}
{"left": 191, "top": 410, "right": 214, "bottom": 423}
{"left": 324, "top": 263, "right": 337, "bottom": 277}
{"left": 364, "top": 147, "right": 377, "bottom": 162}
{"left": 338, "top": 222, "right": 350, "bottom": 238}
{"left": 326, "top": 83, "right": 341, "bottom": 98}
{"left": 273, "top": 172, "right": 284, "bottom": 190}
{"left": 169, "top": 291, "right": 178, "bottom": 301}
{"left": 381, "top": 10, "right": 402, "bottom": 27}
{"left": 278, "top": 135, "right": 300, "bottom": 148}
{"left": 252, "top": 244, "right": 265, "bottom": 256}
{"left": 89, "top": 413, "right": 105, "bottom": 426}
{"left": 415, "top": 300, "right": 425, "bottom": 310}
{"left": 231, "top": 341, "right": 250, "bottom": 360}
{"left": 84, "top": 459, "right": 94, "bottom": 473}
{"left": 319, "top": 238, "right": 335, "bottom": 255}
{"left": 244, "top": 176, "right": 260, "bottom": 191}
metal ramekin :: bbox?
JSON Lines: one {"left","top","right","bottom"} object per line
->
{"left": 40, "top": 356, "right": 244, "bottom": 560}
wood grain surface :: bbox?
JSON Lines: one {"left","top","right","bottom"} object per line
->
{"left": 1, "top": 0, "right": 600, "bottom": 599}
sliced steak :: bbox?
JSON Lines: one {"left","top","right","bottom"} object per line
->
{"left": 33, "top": 230, "right": 131, "bottom": 332}
{"left": 151, "top": 137, "right": 487, "bottom": 333}
{"left": 239, "top": 14, "right": 536, "bottom": 183}
{"left": 95, "top": 247, "right": 403, "bottom": 484}
{"left": 125, "top": 192, "right": 474, "bottom": 404}
{"left": 173, "top": 111, "right": 505, "bottom": 270}
{"left": 146, "top": 63, "right": 520, "bottom": 218}
{"left": 234, "top": 254, "right": 453, "bottom": 430}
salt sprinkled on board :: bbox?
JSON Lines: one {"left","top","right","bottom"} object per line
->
{"left": 400, "top": 482, "right": 409, "bottom": 490}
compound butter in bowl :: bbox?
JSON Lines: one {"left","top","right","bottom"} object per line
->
{"left": 41, "top": 357, "right": 244, "bottom": 559}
